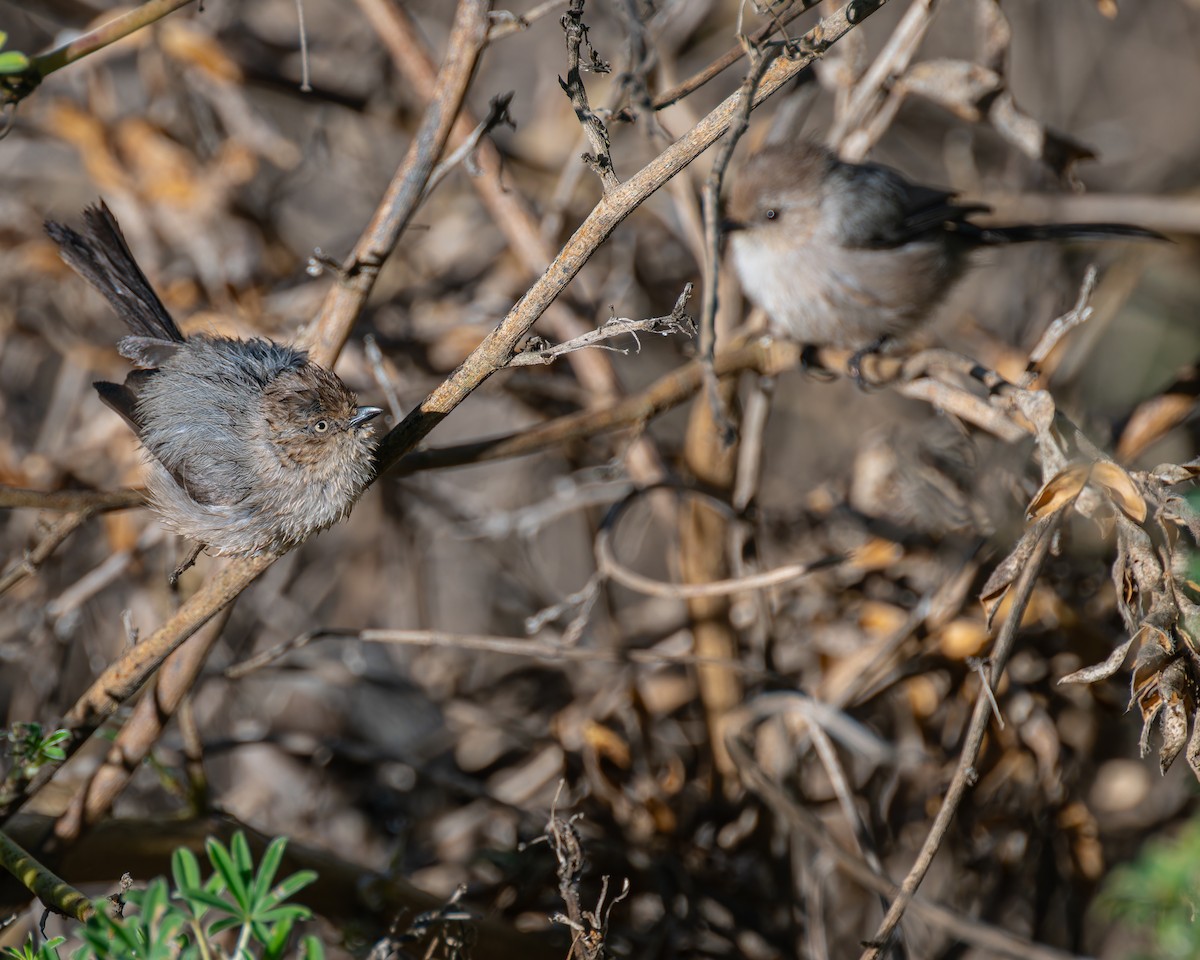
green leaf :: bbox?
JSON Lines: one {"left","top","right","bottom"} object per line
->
{"left": 260, "top": 870, "right": 317, "bottom": 910}
{"left": 206, "top": 836, "right": 249, "bottom": 910}
{"left": 255, "top": 905, "right": 311, "bottom": 925}
{"left": 206, "top": 917, "right": 241, "bottom": 936}
{"left": 250, "top": 836, "right": 286, "bottom": 906}
{"left": 0, "top": 51, "right": 30, "bottom": 74}
{"left": 300, "top": 934, "right": 325, "bottom": 960}
{"left": 261, "top": 917, "right": 295, "bottom": 960}
{"left": 175, "top": 886, "right": 234, "bottom": 914}
{"left": 172, "top": 847, "right": 201, "bottom": 894}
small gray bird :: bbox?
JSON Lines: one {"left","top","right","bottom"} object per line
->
{"left": 47, "top": 204, "right": 382, "bottom": 577}
{"left": 724, "top": 141, "right": 1165, "bottom": 350}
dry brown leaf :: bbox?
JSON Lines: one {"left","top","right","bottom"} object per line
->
{"left": 1116, "top": 394, "right": 1194, "bottom": 462}
{"left": 1152, "top": 462, "right": 1200, "bottom": 485}
{"left": 1158, "top": 659, "right": 1191, "bottom": 773}
{"left": 1027, "top": 464, "right": 1090, "bottom": 520}
{"left": 1058, "top": 635, "right": 1134, "bottom": 685}
{"left": 1089, "top": 461, "right": 1148, "bottom": 524}
{"left": 1130, "top": 624, "right": 1177, "bottom": 707}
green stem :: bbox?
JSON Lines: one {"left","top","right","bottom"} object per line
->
{"left": 31, "top": 0, "right": 196, "bottom": 79}
{"left": 0, "top": 828, "right": 93, "bottom": 922}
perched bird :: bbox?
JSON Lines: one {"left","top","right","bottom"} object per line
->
{"left": 723, "top": 141, "right": 1165, "bottom": 350}
{"left": 47, "top": 203, "right": 382, "bottom": 578}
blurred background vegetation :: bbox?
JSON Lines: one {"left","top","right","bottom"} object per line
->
{"left": 2, "top": 0, "right": 1200, "bottom": 957}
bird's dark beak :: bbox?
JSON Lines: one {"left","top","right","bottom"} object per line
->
{"left": 350, "top": 406, "right": 384, "bottom": 428}
{"left": 720, "top": 217, "right": 747, "bottom": 235}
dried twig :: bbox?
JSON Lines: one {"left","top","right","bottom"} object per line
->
{"left": 225, "top": 627, "right": 775, "bottom": 681}
{"left": 651, "top": 0, "right": 817, "bottom": 109}
{"left": 422, "top": 92, "right": 516, "bottom": 199}
{"left": 558, "top": 0, "right": 620, "bottom": 192}
{"left": 507, "top": 285, "right": 695, "bottom": 367}
{"left": 486, "top": 1, "right": 571, "bottom": 42}
{"left": 595, "top": 486, "right": 843, "bottom": 600}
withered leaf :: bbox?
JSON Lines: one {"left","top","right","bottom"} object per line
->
{"left": 1130, "top": 625, "right": 1177, "bottom": 708}
{"left": 1151, "top": 463, "right": 1200, "bottom": 485}
{"left": 1115, "top": 393, "right": 1194, "bottom": 463}
{"left": 1156, "top": 659, "right": 1192, "bottom": 774}
{"left": 1058, "top": 636, "right": 1134, "bottom": 685}
{"left": 1089, "top": 461, "right": 1147, "bottom": 524}
{"left": 1028, "top": 464, "right": 1090, "bottom": 520}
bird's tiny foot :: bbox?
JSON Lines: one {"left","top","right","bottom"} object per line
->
{"left": 169, "top": 542, "right": 204, "bottom": 588}
{"left": 799, "top": 344, "right": 837, "bottom": 381}
{"left": 847, "top": 336, "right": 893, "bottom": 389}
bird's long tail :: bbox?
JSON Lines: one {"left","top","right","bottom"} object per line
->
{"left": 45, "top": 202, "right": 185, "bottom": 345}
{"left": 963, "top": 221, "right": 1168, "bottom": 245}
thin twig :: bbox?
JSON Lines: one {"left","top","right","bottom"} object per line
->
{"left": 294, "top": 0, "right": 312, "bottom": 91}
{"left": 507, "top": 285, "right": 694, "bottom": 367}
{"left": 422, "top": 92, "right": 516, "bottom": 199}
{"left": 0, "top": 486, "right": 145, "bottom": 512}
{"left": 486, "top": 0, "right": 570, "bottom": 42}
{"left": 0, "top": 510, "right": 95, "bottom": 597}
{"left": 699, "top": 38, "right": 773, "bottom": 441}
{"left": 0, "top": 829, "right": 92, "bottom": 923}
{"left": 225, "top": 627, "right": 776, "bottom": 681}
{"left": 595, "top": 486, "right": 844, "bottom": 600}
{"left": 650, "top": 0, "right": 817, "bottom": 109}
{"left": 1022, "top": 264, "right": 1097, "bottom": 384}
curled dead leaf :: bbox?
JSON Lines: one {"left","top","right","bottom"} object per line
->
{"left": 1116, "top": 393, "right": 1194, "bottom": 462}
{"left": 1089, "top": 461, "right": 1147, "bottom": 524}
{"left": 1028, "top": 464, "right": 1089, "bottom": 520}
{"left": 1058, "top": 636, "right": 1134, "bottom": 685}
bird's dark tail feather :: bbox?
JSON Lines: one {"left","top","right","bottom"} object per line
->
{"left": 965, "top": 221, "right": 1169, "bottom": 245}
{"left": 45, "top": 202, "right": 185, "bottom": 344}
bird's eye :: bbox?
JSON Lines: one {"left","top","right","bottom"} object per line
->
{"left": 764, "top": 209, "right": 778, "bottom": 221}
{"left": 313, "top": 419, "right": 329, "bottom": 433}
